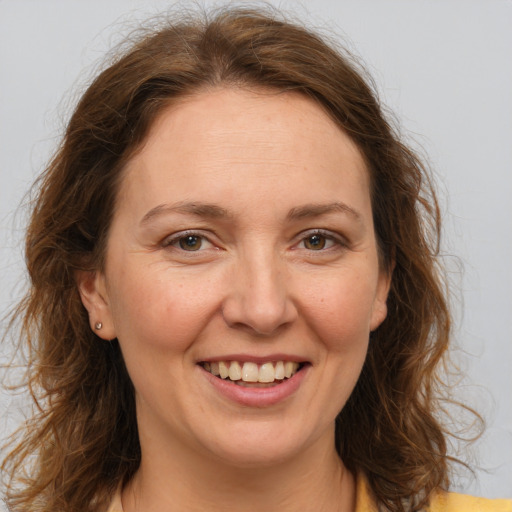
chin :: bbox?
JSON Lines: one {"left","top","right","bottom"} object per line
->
{"left": 195, "top": 418, "right": 325, "bottom": 470}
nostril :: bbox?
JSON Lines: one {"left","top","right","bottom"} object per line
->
{"left": 220, "top": 271, "right": 298, "bottom": 335}
{"left": 221, "top": 302, "right": 297, "bottom": 336}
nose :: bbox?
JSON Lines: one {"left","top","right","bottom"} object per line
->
{"left": 221, "top": 249, "right": 298, "bottom": 336}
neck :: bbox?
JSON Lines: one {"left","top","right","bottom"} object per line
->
{"left": 122, "top": 431, "right": 355, "bottom": 512}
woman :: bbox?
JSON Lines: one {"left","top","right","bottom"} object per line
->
{"left": 1, "top": 5, "right": 511, "bottom": 512}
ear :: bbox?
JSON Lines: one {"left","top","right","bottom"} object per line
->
{"left": 75, "top": 270, "right": 116, "bottom": 340}
{"left": 370, "top": 268, "right": 393, "bottom": 332}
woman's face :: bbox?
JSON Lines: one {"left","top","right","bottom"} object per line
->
{"left": 79, "top": 88, "right": 390, "bottom": 468}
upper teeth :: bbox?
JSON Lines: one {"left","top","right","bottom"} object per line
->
{"left": 203, "top": 361, "right": 300, "bottom": 383}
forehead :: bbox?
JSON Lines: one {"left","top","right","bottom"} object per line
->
{"left": 118, "top": 87, "right": 370, "bottom": 217}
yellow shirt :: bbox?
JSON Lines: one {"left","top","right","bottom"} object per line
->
{"left": 107, "top": 475, "right": 512, "bottom": 511}
{"left": 354, "top": 475, "right": 512, "bottom": 511}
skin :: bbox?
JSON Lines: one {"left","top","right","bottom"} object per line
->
{"left": 78, "top": 88, "right": 391, "bottom": 511}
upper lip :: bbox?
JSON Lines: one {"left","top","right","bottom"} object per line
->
{"left": 197, "top": 354, "right": 309, "bottom": 364}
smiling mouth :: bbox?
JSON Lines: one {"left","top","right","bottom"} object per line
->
{"left": 200, "top": 360, "right": 304, "bottom": 387}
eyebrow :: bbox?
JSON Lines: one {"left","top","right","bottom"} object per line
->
{"left": 140, "top": 200, "right": 362, "bottom": 226}
{"left": 140, "top": 201, "right": 232, "bottom": 225}
{"left": 286, "top": 202, "right": 362, "bottom": 222}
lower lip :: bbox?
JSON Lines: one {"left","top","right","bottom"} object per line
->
{"left": 200, "top": 365, "right": 309, "bottom": 407}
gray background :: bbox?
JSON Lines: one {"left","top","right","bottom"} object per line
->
{"left": 1, "top": 0, "right": 511, "bottom": 500}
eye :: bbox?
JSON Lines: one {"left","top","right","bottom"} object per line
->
{"left": 298, "top": 231, "right": 338, "bottom": 251}
{"left": 303, "top": 234, "right": 328, "bottom": 250}
{"left": 163, "top": 232, "right": 214, "bottom": 252}
{"left": 178, "top": 235, "right": 204, "bottom": 251}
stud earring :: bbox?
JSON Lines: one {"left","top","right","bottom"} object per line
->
{"left": 94, "top": 322, "right": 103, "bottom": 330}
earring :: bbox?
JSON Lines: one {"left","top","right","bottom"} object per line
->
{"left": 94, "top": 322, "right": 103, "bottom": 330}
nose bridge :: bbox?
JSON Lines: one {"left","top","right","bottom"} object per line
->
{"left": 222, "top": 242, "right": 296, "bottom": 335}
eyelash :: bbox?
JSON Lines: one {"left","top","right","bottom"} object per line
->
{"left": 162, "top": 229, "right": 347, "bottom": 253}
{"left": 162, "top": 230, "right": 214, "bottom": 252}
{"left": 294, "top": 229, "right": 347, "bottom": 252}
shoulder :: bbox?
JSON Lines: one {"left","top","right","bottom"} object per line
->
{"left": 428, "top": 491, "right": 512, "bottom": 512}
{"left": 355, "top": 473, "right": 512, "bottom": 512}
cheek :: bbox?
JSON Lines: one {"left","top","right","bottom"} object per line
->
{"left": 293, "top": 270, "right": 375, "bottom": 420}
{"left": 295, "top": 266, "right": 378, "bottom": 367}
{"left": 107, "top": 264, "right": 223, "bottom": 354}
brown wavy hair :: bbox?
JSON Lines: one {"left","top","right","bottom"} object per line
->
{"left": 2, "top": 5, "right": 464, "bottom": 511}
